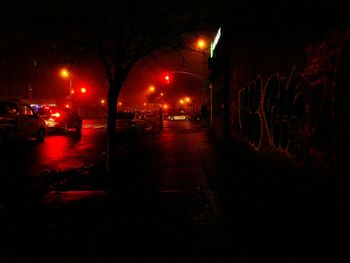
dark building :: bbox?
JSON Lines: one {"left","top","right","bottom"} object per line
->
{"left": 209, "top": 3, "right": 350, "bottom": 179}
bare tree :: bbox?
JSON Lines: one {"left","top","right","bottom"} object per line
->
{"left": 32, "top": 0, "right": 219, "bottom": 174}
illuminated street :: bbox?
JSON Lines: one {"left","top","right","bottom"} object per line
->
{"left": 0, "top": 0, "right": 345, "bottom": 261}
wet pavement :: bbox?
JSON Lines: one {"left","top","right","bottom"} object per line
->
{"left": 0, "top": 120, "right": 340, "bottom": 261}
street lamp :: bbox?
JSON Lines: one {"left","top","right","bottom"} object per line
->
{"left": 60, "top": 68, "right": 73, "bottom": 97}
{"left": 60, "top": 68, "right": 69, "bottom": 78}
{"left": 196, "top": 38, "right": 207, "bottom": 51}
{"left": 149, "top": 85, "right": 155, "bottom": 93}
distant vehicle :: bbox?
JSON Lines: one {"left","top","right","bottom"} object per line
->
{"left": 131, "top": 111, "right": 146, "bottom": 131}
{"left": 144, "top": 111, "right": 154, "bottom": 119}
{"left": 167, "top": 114, "right": 191, "bottom": 121}
{"left": 0, "top": 99, "right": 47, "bottom": 143}
{"left": 192, "top": 113, "right": 202, "bottom": 121}
{"left": 36, "top": 106, "right": 82, "bottom": 134}
{"left": 116, "top": 111, "right": 135, "bottom": 133}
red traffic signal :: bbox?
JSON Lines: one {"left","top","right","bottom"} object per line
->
{"left": 163, "top": 73, "right": 172, "bottom": 84}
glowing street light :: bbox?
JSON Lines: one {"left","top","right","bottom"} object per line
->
{"left": 60, "top": 68, "right": 73, "bottom": 97}
{"left": 149, "top": 85, "right": 155, "bottom": 92}
{"left": 60, "top": 68, "right": 70, "bottom": 78}
{"left": 101, "top": 99, "right": 105, "bottom": 105}
{"left": 197, "top": 38, "right": 207, "bottom": 50}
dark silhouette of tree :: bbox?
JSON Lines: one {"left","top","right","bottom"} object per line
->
{"left": 31, "top": 0, "right": 219, "bottom": 174}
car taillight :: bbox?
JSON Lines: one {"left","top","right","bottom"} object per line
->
{"left": 52, "top": 112, "right": 61, "bottom": 118}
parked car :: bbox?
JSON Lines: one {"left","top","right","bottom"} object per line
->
{"left": 116, "top": 111, "right": 146, "bottom": 135}
{"left": 36, "top": 106, "right": 82, "bottom": 134}
{"left": 131, "top": 111, "right": 146, "bottom": 132}
{"left": 0, "top": 99, "right": 47, "bottom": 143}
{"left": 167, "top": 114, "right": 191, "bottom": 121}
{"left": 116, "top": 112, "right": 135, "bottom": 133}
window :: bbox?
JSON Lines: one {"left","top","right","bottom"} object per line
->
{"left": 23, "top": 105, "right": 34, "bottom": 116}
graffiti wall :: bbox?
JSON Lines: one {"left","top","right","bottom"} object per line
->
{"left": 232, "top": 30, "right": 348, "bottom": 175}
{"left": 239, "top": 66, "right": 305, "bottom": 159}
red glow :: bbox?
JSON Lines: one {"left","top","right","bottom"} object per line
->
{"left": 65, "top": 104, "right": 70, "bottom": 108}
{"left": 164, "top": 73, "right": 172, "bottom": 84}
{"left": 40, "top": 135, "right": 84, "bottom": 170}
{"left": 80, "top": 87, "right": 87, "bottom": 94}
{"left": 42, "top": 190, "right": 108, "bottom": 204}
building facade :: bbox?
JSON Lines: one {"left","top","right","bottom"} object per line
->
{"left": 209, "top": 21, "right": 350, "bottom": 179}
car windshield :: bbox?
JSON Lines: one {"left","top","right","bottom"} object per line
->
{"left": 37, "top": 106, "right": 64, "bottom": 117}
{"left": 37, "top": 107, "right": 50, "bottom": 116}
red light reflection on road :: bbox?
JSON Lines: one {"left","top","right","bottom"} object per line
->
{"left": 40, "top": 135, "right": 86, "bottom": 170}
{"left": 42, "top": 190, "right": 108, "bottom": 205}
{"left": 44, "top": 136, "right": 70, "bottom": 159}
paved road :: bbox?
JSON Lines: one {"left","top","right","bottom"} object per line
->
{"left": 0, "top": 119, "right": 107, "bottom": 175}
{"left": 0, "top": 119, "right": 108, "bottom": 204}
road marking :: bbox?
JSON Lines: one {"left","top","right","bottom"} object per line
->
{"left": 83, "top": 124, "right": 107, "bottom": 129}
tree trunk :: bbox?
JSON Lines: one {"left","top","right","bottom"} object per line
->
{"left": 106, "top": 78, "right": 124, "bottom": 175}
{"left": 106, "top": 84, "right": 117, "bottom": 175}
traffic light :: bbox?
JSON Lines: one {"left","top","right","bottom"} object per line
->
{"left": 164, "top": 73, "right": 172, "bottom": 84}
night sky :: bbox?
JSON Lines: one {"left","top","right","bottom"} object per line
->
{"left": 1, "top": 0, "right": 348, "bottom": 106}
{"left": 0, "top": 0, "right": 216, "bottom": 110}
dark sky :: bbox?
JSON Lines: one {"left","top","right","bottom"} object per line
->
{"left": 0, "top": 0, "right": 216, "bottom": 110}
{"left": 2, "top": 0, "right": 348, "bottom": 107}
